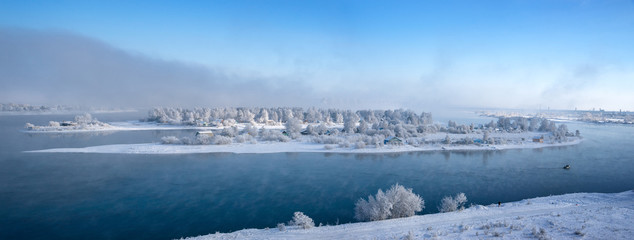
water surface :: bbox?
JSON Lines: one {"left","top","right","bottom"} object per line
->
{"left": 1, "top": 113, "right": 632, "bottom": 239}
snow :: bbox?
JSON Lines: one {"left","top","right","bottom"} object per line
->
{"left": 23, "top": 121, "right": 289, "bottom": 133}
{"left": 26, "top": 138, "right": 582, "bottom": 154}
{"left": 182, "top": 191, "right": 634, "bottom": 240}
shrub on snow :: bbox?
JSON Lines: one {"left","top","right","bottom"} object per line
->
{"left": 242, "top": 124, "right": 258, "bottom": 136}
{"left": 276, "top": 223, "right": 286, "bottom": 231}
{"left": 161, "top": 136, "right": 182, "bottom": 144}
{"left": 354, "top": 183, "right": 424, "bottom": 222}
{"left": 49, "top": 121, "right": 61, "bottom": 127}
{"left": 260, "top": 129, "right": 290, "bottom": 142}
{"left": 221, "top": 126, "right": 239, "bottom": 137}
{"left": 288, "top": 212, "right": 314, "bottom": 229}
{"left": 284, "top": 118, "right": 303, "bottom": 138}
{"left": 438, "top": 192, "right": 468, "bottom": 213}
{"left": 234, "top": 134, "right": 253, "bottom": 143}
{"left": 212, "top": 135, "right": 233, "bottom": 145}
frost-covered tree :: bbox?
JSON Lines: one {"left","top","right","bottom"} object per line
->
{"left": 49, "top": 121, "right": 61, "bottom": 127}
{"left": 343, "top": 112, "right": 360, "bottom": 133}
{"left": 285, "top": 118, "right": 302, "bottom": 138}
{"left": 444, "top": 135, "right": 452, "bottom": 144}
{"left": 260, "top": 129, "right": 291, "bottom": 142}
{"left": 483, "top": 131, "right": 491, "bottom": 144}
{"left": 236, "top": 108, "right": 255, "bottom": 123}
{"left": 529, "top": 117, "right": 540, "bottom": 131}
{"left": 221, "top": 126, "right": 239, "bottom": 137}
{"left": 448, "top": 120, "right": 457, "bottom": 128}
{"left": 354, "top": 183, "right": 424, "bottom": 222}
{"left": 161, "top": 136, "right": 182, "bottom": 144}
{"left": 387, "top": 184, "right": 425, "bottom": 218}
{"left": 288, "top": 212, "right": 314, "bottom": 229}
{"left": 256, "top": 108, "right": 269, "bottom": 123}
{"left": 438, "top": 192, "right": 468, "bottom": 213}
{"left": 357, "top": 120, "right": 369, "bottom": 134}
{"left": 242, "top": 124, "right": 258, "bottom": 137}
{"left": 74, "top": 113, "right": 94, "bottom": 124}
{"left": 486, "top": 120, "right": 497, "bottom": 129}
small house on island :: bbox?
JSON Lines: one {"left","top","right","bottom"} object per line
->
{"left": 384, "top": 136, "right": 403, "bottom": 145}
{"left": 196, "top": 131, "right": 214, "bottom": 137}
{"left": 532, "top": 136, "right": 544, "bottom": 143}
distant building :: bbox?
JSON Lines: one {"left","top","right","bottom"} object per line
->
{"left": 384, "top": 136, "right": 403, "bottom": 145}
{"left": 533, "top": 136, "right": 544, "bottom": 143}
{"left": 196, "top": 131, "right": 214, "bottom": 137}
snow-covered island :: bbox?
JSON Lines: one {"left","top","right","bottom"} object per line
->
{"left": 151, "top": 107, "right": 582, "bottom": 153}
{"left": 25, "top": 107, "right": 583, "bottom": 154}
{"left": 24, "top": 113, "right": 114, "bottom": 131}
{"left": 183, "top": 190, "right": 634, "bottom": 240}
{"left": 479, "top": 109, "right": 634, "bottom": 125}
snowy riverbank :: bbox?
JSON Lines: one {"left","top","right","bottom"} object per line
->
{"left": 183, "top": 191, "right": 634, "bottom": 240}
{"left": 25, "top": 137, "right": 582, "bottom": 154}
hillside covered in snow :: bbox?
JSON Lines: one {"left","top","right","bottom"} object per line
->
{"left": 183, "top": 191, "right": 634, "bottom": 240}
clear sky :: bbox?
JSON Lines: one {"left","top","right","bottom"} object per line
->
{"left": 1, "top": 0, "right": 633, "bottom": 111}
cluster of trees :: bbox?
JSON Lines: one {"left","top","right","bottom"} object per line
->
{"left": 156, "top": 107, "right": 576, "bottom": 146}
{"left": 354, "top": 184, "right": 425, "bottom": 222}
{"left": 354, "top": 184, "right": 470, "bottom": 222}
{"left": 1, "top": 103, "right": 78, "bottom": 112}
{"left": 438, "top": 193, "right": 468, "bottom": 213}
{"left": 275, "top": 211, "right": 315, "bottom": 231}
{"left": 25, "top": 113, "right": 110, "bottom": 130}
{"left": 146, "top": 107, "right": 433, "bottom": 127}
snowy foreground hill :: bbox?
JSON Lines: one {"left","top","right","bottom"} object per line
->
{"left": 183, "top": 191, "right": 634, "bottom": 240}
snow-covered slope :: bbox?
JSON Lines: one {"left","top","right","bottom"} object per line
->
{"left": 183, "top": 191, "right": 634, "bottom": 240}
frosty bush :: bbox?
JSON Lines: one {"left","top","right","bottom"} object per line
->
{"left": 260, "top": 130, "right": 290, "bottom": 142}
{"left": 288, "top": 212, "right": 314, "bottom": 229}
{"left": 242, "top": 124, "right": 258, "bottom": 137}
{"left": 277, "top": 223, "right": 286, "bottom": 231}
{"left": 161, "top": 136, "right": 182, "bottom": 144}
{"left": 212, "top": 135, "right": 233, "bottom": 145}
{"left": 312, "top": 135, "right": 342, "bottom": 144}
{"left": 234, "top": 134, "right": 253, "bottom": 143}
{"left": 354, "top": 183, "right": 424, "bottom": 222}
{"left": 49, "top": 121, "right": 60, "bottom": 127}
{"left": 25, "top": 123, "right": 35, "bottom": 130}
{"left": 438, "top": 192, "right": 468, "bottom": 213}
{"left": 196, "top": 134, "right": 213, "bottom": 145}
{"left": 284, "top": 118, "right": 302, "bottom": 138}
{"left": 221, "top": 126, "right": 238, "bottom": 137}
{"left": 354, "top": 141, "right": 366, "bottom": 149}
{"left": 74, "top": 113, "right": 93, "bottom": 124}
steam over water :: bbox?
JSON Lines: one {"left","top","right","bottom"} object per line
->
{"left": 1, "top": 112, "right": 633, "bottom": 239}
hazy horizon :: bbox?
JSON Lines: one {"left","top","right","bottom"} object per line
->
{"left": 1, "top": 1, "right": 633, "bottom": 111}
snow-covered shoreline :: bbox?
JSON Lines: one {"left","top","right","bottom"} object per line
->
{"left": 22, "top": 121, "right": 286, "bottom": 133}
{"left": 25, "top": 138, "right": 582, "bottom": 154}
{"left": 183, "top": 190, "right": 634, "bottom": 240}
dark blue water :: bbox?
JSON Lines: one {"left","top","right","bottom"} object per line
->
{"left": 1, "top": 112, "right": 633, "bottom": 240}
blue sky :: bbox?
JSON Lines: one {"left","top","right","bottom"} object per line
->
{"left": 1, "top": 0, "right": 633, "bottom": 110}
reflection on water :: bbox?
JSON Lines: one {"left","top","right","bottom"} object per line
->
{"left": 0, "top": 114, "right": 633, "bottom": 240}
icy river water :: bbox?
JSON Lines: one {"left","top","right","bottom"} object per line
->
{"left": 1, "top": 111, "right": 633, "bottom": 239}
